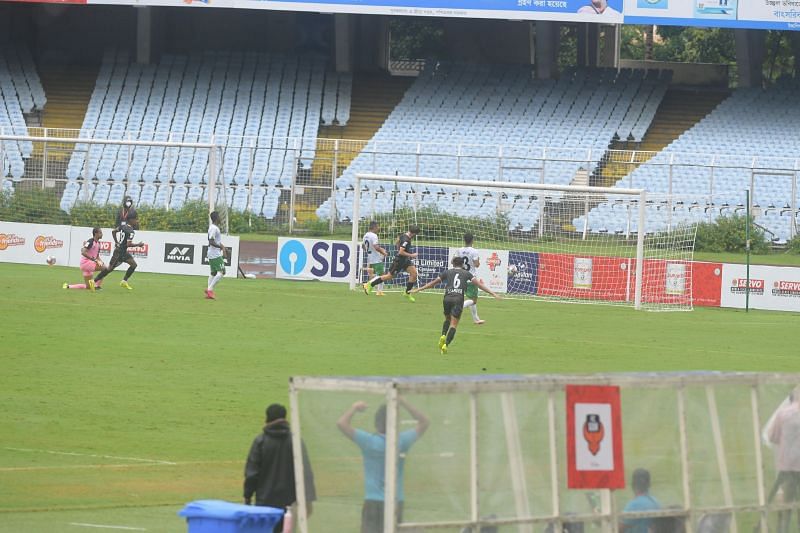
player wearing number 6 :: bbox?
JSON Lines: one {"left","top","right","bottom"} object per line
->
{"left": 412, "top": 256, "right": 501, "bottom": 355}
{"left": 63, "top": 227, "right": 105, "bottom": 292}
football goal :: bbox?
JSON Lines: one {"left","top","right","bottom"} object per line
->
{"left": 0, "top": 132, "right": 231, "bottom": 233}
{"left": 349, "top": 174, "right": 698, "bottom": 311}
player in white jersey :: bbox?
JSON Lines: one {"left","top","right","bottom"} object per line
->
{"left": 362, "top": 221, "right": 388, "bottom": 296}
{"left": 205, "top": 211, "right": 227, "bottom": 300}
{"left": 457, "top": 232, "right": 485, "bottom": 324}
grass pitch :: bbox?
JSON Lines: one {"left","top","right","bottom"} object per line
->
{"left": 0, "top": 262, "right": 797, "bottom": 532}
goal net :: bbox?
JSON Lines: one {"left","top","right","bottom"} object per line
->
{"left": 0, "top": 133, "right": 231, "bottom": 234}
{"left": 349, "top": 174, "right": 698, "bottom": 311}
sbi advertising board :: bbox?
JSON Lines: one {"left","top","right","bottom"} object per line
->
{"left": 276, "top": 237, "right": 539, "bottom": 294}
{"left": 276, "top": 238, "right": 352, "bottom": 282}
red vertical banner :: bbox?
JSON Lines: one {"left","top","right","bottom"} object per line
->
{"left": 566, "top": 385, "right": 625, "bottom": 489}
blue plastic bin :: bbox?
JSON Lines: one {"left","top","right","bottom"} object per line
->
{"left": 178, "top": 500, "right": 284, "bottom": 533}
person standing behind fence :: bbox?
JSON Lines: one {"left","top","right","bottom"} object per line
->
{"left": 767, "top": 386, "right": 800, "bottom": 533}
{"left": 117, "top": 196, "right": 139, "bottom": 230}
{"left": 337, "top": 398, "right": 429, "bottom": 533}
{"left": 620, "top": 468, "right": 660, "bottom": 533}
{"left": 244, "top": 403, "right": 317, "bottom": 533}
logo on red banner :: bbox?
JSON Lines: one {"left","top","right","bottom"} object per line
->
{"left": 33, "top": 235, "right": 64, "bottom": 253}
{"left": 730, "top": 278, "right": 764, "bottom": 295}
{"left": 566, "top": 385, "right": 625, "bottom": 489}
{"left": 582, "top": 414, "right": 605, "bottom": 455}
{"left": 486, "top": 252, "right": 502, "bottom": 271}
{"left": 772, "top": 280, "right": 800, "bottom": 298}
{"left": 0, "top": 233, "right": 26, "bottom": 250}
{"left": 128, "top": 244, "right": 149, "bottom": 258}
{"left": 98, "top": 241, "right": 113, "bottom": 256}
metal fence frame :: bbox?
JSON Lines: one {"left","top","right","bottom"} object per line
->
{"left": 2, "top": 129, "right": 798, "bottom": 238}
{"left": 289, "top": 372, "right": 800, "bottom": 533}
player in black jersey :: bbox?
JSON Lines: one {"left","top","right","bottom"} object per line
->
{"left": 364, "top": 225, "right": 420, "bottom": 302}
{"left": 412, "top": 256, "right": 500, "bottom": 354}
{"left": 93, "top": 222, "right": 145, "bottom": 290}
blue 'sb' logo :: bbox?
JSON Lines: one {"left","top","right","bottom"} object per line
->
{"left": 280, "top": 240, "right": 307, "bottom": 275}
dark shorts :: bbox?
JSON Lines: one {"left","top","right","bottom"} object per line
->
{"left": 110, "top": 248, "right": 133, "bottom": 267}
{"left": 389, "top": 257, "right": 413, "bottom": 275}
{"left": 361, "top": 500, "right": 404, "bottom": 533}
{"left": 443, "top": 295, "right": 465, "bottom": 319}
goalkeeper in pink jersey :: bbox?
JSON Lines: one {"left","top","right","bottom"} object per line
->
{"left": 63, "top": 227, "right": 105, "bottom": 292}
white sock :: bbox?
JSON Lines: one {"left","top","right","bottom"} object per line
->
{"left": 377, "top": 282, "right": 384, "bottom": 292}
{"left": 207, "top": 275, "right": 214, "bottom": 290}
{"left": 470, "top": 304, "right": 480, "bottom": 322}
{"left": 209, "top": 272, "right": 224, "bottom": 290}
{"left": 463, "top": 299, "right": 474, "bottom": 308}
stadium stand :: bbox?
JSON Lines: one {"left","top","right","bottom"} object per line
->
{"left": 0, "top": 44, "right": 46, "bottom": 182}
{"left": 62, "top": 50, "right": 328, "bottom": 217}
{"left": 316, "top": 62, "right": 670, "bottom": 227}
{"left": 321, "top": 71, "right": 353, "bottom": 126}
{"left": 576, "top": 83, "right": 800, "bottom": 242}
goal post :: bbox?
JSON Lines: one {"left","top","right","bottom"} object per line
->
{"left": 0, "top": 133, "right": 230, "bottom": 234}
{"left": 350, "top": 173, "right": 697, "bottom": 311}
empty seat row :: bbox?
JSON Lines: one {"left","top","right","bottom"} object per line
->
{"left": 594, "top": 82, "right": 800, "bottom": 242}
{"left": 60, "top": 181, "right": 284, "bottom": 221}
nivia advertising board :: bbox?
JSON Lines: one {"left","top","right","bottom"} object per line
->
{"left": 86, "top": 0, "right": 623, "bottom": 23}
{"left": 0, "top": 221, "right": 239, "bottom": 278}
{"left": 68, "top": 226, "right": 240, "bottom": 278}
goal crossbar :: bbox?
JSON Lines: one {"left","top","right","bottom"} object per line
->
{"left": 351, "top": 173, "right": 650, "bottom": 310}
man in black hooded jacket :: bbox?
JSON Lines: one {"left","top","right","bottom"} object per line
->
{"left": 244, "top": 403, "right": 317, "bottom": 532}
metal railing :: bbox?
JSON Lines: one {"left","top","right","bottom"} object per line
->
{"left": 1, "top": 129, "right": 798, "bottom": 239}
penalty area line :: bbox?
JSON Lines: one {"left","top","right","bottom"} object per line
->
{"left": 68, "top": 524, "right": 146, "bottom": 531}
{"left": 4, "top": 447, "right": 176, "bottom": 465}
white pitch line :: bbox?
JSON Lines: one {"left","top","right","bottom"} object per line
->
{"left": 68, "top": 523, "right": 146, "bottom": 531}
{"left": 0, "top": 463, "right": 169, "bottom": 472}
{"left": 4, "top": 447, "right": 176, "bottom": 465}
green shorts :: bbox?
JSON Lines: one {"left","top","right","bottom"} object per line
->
{"left": 209, "top": 256, "right": 226, "bottom": 275}
{"left": 465, "top": 282, "right": 478, "bottom": 300}
{"left": 370, "top": 262, "right": 385, "bottom": 276}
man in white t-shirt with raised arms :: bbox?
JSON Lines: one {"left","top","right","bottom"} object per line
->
{"left": 205, "top": 211, "right": 227, "bottom": 300}
{"left": 457, "top": 232, "right": 485, "bottom": 325}
{"left": 362, "top": 221, "right": 389, "bottom": 296}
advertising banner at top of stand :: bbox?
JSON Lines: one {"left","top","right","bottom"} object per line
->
{"left": 4, "top": 0, "right": 86, "bottom": 3}
{"left": 624, "top": 0, "right": 800, "bottom": 31}
{"left": 87, "top": 0, "right": 623, "bottom": 23}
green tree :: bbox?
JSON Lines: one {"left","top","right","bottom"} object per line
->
{"left": 763, "top": 30, "right": 797, "bottom": 83}
{"left": 620, "top": 25, "right": 647, "bottom": 60}
{"left": 557, "top": 24, "right": 578, "bottom": 70}
{"left": 653, "top": 26, "right": 736, "bottom": 64}
{"left": 695, "top": 214, "right": 770, "bottom": 254}
{"left": 389, "top": 18, "right": 446, "bottom": 61}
